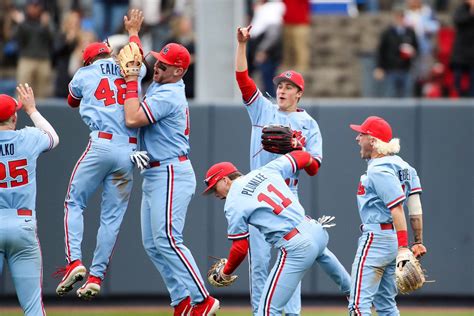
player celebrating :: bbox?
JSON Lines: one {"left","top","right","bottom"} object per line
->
{"left": 119, "top": 10, "right": 219, "bottom": 315}
{"left": 203, "top": 151, "right": 343, "bottom": 315}
{"left": 55, "top": 11, "right": 146, "bottom": 299}
{"left": 0, "top": 84, "right": 59, "bottom": 315}
{"left": 348, "top": 116, "right": 427, "bottom": 315}
{"left": 235, "top": 25, "right": 350, "bottom": 315}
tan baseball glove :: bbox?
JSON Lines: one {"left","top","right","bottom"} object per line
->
{"left": 396, "top": 248, "right": 426, "bottom": 294}
{"left": 117, "top": 42, "right": 142, "bottom": 77}
{"left": 207, "top": 258, "right": 238, "bottom": 288}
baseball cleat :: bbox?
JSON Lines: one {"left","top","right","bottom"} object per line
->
{"left": 174, "top": 296, "right": 192, "bottom": 316}
{"left": 55, "top": 260, "right": 87, "bottom": 296}
{"left": 77, "top": 275, "right": 101, "bottom": 300}
{"left": 191, "top": 296, "right": 220, "bottom": 316}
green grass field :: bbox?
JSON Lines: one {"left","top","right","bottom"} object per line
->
{"left": 1, "top": 309, "right": 473, "bottom": 316}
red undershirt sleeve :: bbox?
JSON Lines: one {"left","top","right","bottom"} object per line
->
{"left": 235, "top": 70, "right": 258, "bottom": 103}
{"left": 223, "top": 238, "right": 249, "bottom": 275}
{"left": 67, "top": 94, "right": 80, "bottom": 108}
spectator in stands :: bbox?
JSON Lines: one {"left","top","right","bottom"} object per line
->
{"left": 248, "top": 0, "right": 284, "bottom": 97}
{"left": 282, "top": 0, "right": 311, "bottom": 73}
{"left": 93, "top": 0, "right": 129, "bottom": 40}
{"left": 15, "top": 0, "right": 54, "bottom": 98}
{"left": 404, "top": 0, "right": 439, "bottom": 94}
{"left": 374, "top": 6, "right": 419, "bottom": 97}
{"left": 450, "top": 0, "right": 474, "bottom": 97}
{"left": 166, "top": 14, "right": 196, "bottom": 98}
{"left": 53, "top": 9, "right": 82, "bottom": 98}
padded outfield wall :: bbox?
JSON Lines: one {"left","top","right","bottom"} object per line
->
{"left": 0, "top": 99, "right": 472, "bottom": 299}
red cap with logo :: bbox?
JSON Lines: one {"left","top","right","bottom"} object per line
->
{"left": 82, "top": 42, "right": 111, "bottom": 66}
{"left": 0, "top": 94, "right": 22, "bottom": 122}
{"left": 203, "top": 162, "right": 239, "bottom": 194}
{"left": 151, "top": 43, "right": 191, "bottom": 69}
{"left": 273, "top": 70, "right": 305, "bottom": 92}
{"left": 350, "top": 116, "right": 393, "bottom": 143}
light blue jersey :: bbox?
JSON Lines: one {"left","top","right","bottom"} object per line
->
{"left": 357, "top": 155, "right": 422, "bottom": 225}
{"left": 68, "top": 58, "right": 145, "bottom": 137}
{"left": 139, "top": 80, "right": 190, "bottom": 162}
{"left": 0, "top": 127, "right": 53, "bottom": 209}
{"left": 225, "top": 154, "right": 306, "bottom": 245}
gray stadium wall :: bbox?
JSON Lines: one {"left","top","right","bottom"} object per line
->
{"left": 1, "top": 99, "right": 473, "bottom": 299}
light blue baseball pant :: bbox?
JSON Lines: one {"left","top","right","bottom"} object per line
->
{"left": 348, "top": 224, "right": 399, "bottom": 316}
{"left": 141, "top": 158, "right": 209, "bottom": 306}
{"left": 64, "top": 132, "right": 136, "bottom": 279}
{"left": 257, "top": 219, "right": 328, "bottom": 316}
{"left": 0, "top": 209, "right": 45, "bottom": 316}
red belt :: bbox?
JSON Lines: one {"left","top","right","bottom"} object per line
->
{"left": 283, "top": 227, "right": 299, "bottom": 241}
{"left": 380, "top": 223, "right": 394, "bottom": 230}
{"left": 98, "top": 131, "right": 137, "bottom": 144}
{"left": 17, "top": 209, "right": 32, "bottom": 216}
{"left": 149, "top": 155, "right": 188, "bottom": 168}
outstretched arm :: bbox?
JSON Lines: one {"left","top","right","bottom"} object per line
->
{"left": 124, "top": 9, "right": 144, "bottom": 53}
{"left": 235, "top": 25, "right": 258, "bottom": 103}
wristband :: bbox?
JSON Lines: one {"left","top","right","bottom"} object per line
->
{"left": 397, "top": 230, "right": 408, "bottom": 248}
{"left": 125, "top": 81, "right": 139, "bottom": 100}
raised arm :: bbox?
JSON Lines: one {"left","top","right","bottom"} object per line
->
{"left": 235, "top": 26, "right": 259, "bottom": 103}
{"left": 124, "top": 9, "right": 145, "bottom": 53}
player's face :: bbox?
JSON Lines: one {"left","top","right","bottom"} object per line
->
{"left": 213, "top": 178, "right": 230, "bottom": 200}
{"left": 356, "top": 133, "right": 374, "bottom": 159}
{"left": 276, "top": 82, "right": 303, "bottom": 112}
{"left": 153, "top": 61, "right": 185, "bottom": 84}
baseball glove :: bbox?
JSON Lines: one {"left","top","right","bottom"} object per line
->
{"left": 396, "top": 248, "right": 426, "bottom": 294}
{"left": 117, "top": 42, "right": 142, "bottom": 77}
{"left": 207, "top": 258, "right": 238, "bottom": 288}
{"left": 261, "top": 125, "right": 302, "bottom": 154}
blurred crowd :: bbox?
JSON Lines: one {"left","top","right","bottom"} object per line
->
{"left": 1, "top": 0, "right": 473, "bottom": 99}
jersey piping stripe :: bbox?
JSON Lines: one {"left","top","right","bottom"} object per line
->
{"left": 263, "top": 247, "right": 287, "bottom": 316}
{"left": 352, "top": 232, "right": 374, "bottom": 315}
{"left": 314, "top": 156, "right": 322, "bottom": 165}
{"left": 284, "top": 154, "right": 297, "bottom": 174}
{"left": 35, "top": 227, "right": 46, "bottom": 316}
{"left": 247, "top": 243, "right": 254, "bottom": 311}
{"left": 244, "top": 89, "right": 260, "bottom": 106}
{"left": 141, "top": 100, "right": 156, "bottom": 124}
{"left": 45, "top": 131, "right": 54, "bottom": 151}
{"left": 165, "top": 165, "right": 209, "bottom": 299}
{"left": 64, "top": 140, "right": 92, "bottom": 262}
{"left": 68, "top": 84, "right": 81, "bottom": 100}
{"left": 228, "top": 232, "right": 250, "bottom": 240}
{"left": 387, "top": 195, "right": 406, "bottom": 209}
{"left": 410, "top": 187, "right": 422, "bottom": 194}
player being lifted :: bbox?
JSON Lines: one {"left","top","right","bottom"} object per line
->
{"left": 0, "top": 84, "right": 59, "bottom": 315}
{"left": 55, "top": 11, "right": 146, "bottom": 299}
{"left": 235, "top": 25, "right": 350, "bottom": 315}
{"left": 203, "top": 151, "right": 345, "bottom": 316}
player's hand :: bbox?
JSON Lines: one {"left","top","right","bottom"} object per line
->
{"left": 130, "top": 151, "right": 150, "bottom": 170}
{"left": 237, "top": 25, "right": 252, "bottom": 43}
{"left": 411, "top": 243, "right": 427, "bottom": 258}
{"left": 16, "top": 83, "right": 37, "bottom": 115}
{"left": 396, "top": 247, "right": 411, "bottom": 270}
{"left": 124, "top": 9, "right": 144, "bottom": 36}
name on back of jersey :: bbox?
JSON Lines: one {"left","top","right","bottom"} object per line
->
{"left": 0, "top": 143, "right": 14, "bottom": 156}
{"left": 99, "top": 63, "right": 121, "bottom": 76}
{"left": 241, "top": 172, "right": 268, "bottom": 196}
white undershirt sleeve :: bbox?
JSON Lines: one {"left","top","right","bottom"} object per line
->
{"left": 29, "top": 111, "right": 60, "bottom": 149}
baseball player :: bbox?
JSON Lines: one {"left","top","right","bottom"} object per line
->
{"left": 0, "top": 84, "right": 59, "bottom": 315}
{"left": 120, "top": 10, "right": 219, "bottom": 315}
{"left": 203, "top": 151, "right": 342, "bottom": 315}
{"left": 348, "top": 116, "right": 427, "bottom": 315}
{"left": 235, "top": 25, "right": 351, "bottom": 315}
{"left": 55, "top": 11, "right": 146, "bottom": 299}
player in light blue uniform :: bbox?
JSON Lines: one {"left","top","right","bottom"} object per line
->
{"left": 348, "top": 116, "right": 427, "bottom": 315}
{"left": 56, "top": 13, "right": 147, "bottom": 299}
{"left": 203, "top": 151, "right": 342, "bottom": 316}
{"left": 121, "top": 10, "right": 219, "bottom": 315}
{"left": 0, "top": 85, "right": 59, "bottom": 315}
{"left": 235, "top": 26, "right": 350, "bottom": 315}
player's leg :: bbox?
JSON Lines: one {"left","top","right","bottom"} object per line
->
{"left": 8, "top": 217, "right": 45, "bottom": 316}
{"left": 348, "top": 233, "right": 381, "bottom": 316}
{"left": 373, "top": 259, "right": 399, "bottom": 315}
{"left": 248, "top": 225, "right": 272, "bottom": 315}
{"left": 283, "top": 282, "right": 301, "bottom": 316}
{"left": 151, "top": 162, "right": 210, "bottom": 304}
{"left": 141, "top": 173, "right": 190, "bottom": 306}
{"left": 316, "top": 247, "right": 351, "bottom": 296}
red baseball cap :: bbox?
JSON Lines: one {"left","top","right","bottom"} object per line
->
{"left": 203, "top": 162, "right": 239, "bottom": 194}
{"left": 273, "top": 70, "right": 305, "bottom": 92}
{"left": 83, "top": 42, "right": 111, "bottom": 66}
{"left": 0, "top": 94, "right": 22, "bottom": 122}
{"left": 151, "top": 43, "right": 190, "bottom": 69}
{"left": 350, "top": 116, "right": 393, "bottom": 143}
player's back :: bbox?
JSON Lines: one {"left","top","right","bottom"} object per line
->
{"left": 69, "top": 58, "right": 136, "bottom": 137}
{"left": 0, "top": 127, "right": 50, "bottom": 210}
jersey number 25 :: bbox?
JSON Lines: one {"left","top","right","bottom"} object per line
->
{"left": 257, "top": 184, "right": 292, "bottom": 215}
{"left": 0, "top": 159, "right": 29, "bottom": 188}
